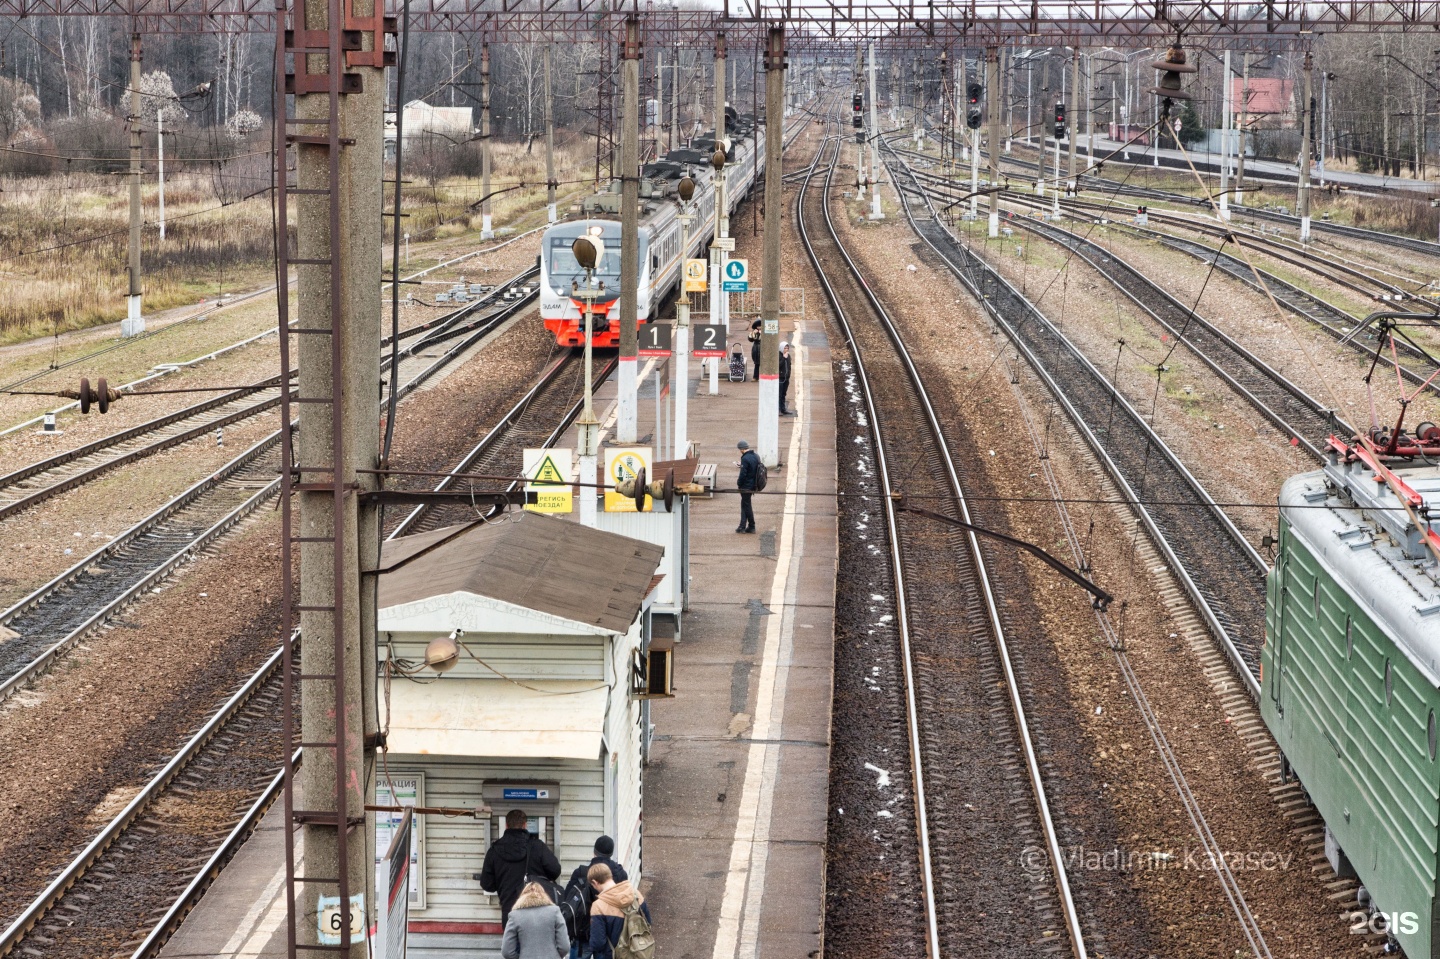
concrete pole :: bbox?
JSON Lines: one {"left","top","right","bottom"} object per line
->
{"left": 854, "top": 44, "right": 866, "bottom": 200}
{"left": 656, "top": 49, "right": 664, "bottom": 151}
{"left": 868, "top": 43, "right": 882, "bottom": 220}
{"left": 1219, "top": 50, "right": 1231, "bottom": 219}
{"left": 1298, "top": 51, "right": 1313, "bottom": 241}
{"left": 1319, "top": 69, "right": 1328, "bottom": 186}
{"left": 970, "top": 126, "right": 980, "bottom": 216}
{"left": 157, "top": 108, "right": 166, "bottom": 241}
{"left": 708, "top": 32, "right": 727, "bottom": 395}
{"left": 674, "top": 204, "right": 692, "bottom": 459}
{"left": 1236, "top": 53, "right": 1249, "bottom": 206}
{"left": 124, "top": 34, "right": 144, "bottom": 337}
{"left": 481, "top": 40, "right": 494, "bottom": 238}
{"left": 988, "top": 47, "right": 1000, "bottom": 237}
{"left": 1067, "top": 50, "right": 1079, "bottom": 188}
{"left": 293, "top": 18, "right": 383, "bottom": 952}
{"left": 671, "top": 46, "right": 679, "bottom": 152}
{"left": 757, "top": 25, "right": 784, "bottom": 467}
{"left": 617, "top": 17, "right": 641, "bottom": 442}
{"left": 545, "top": 44, "right": 557, "bottom": 223}
{"left": 578, "top": 295, "right": 599, "bottom": 527}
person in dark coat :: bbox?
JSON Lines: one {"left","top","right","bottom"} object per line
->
{"left": 481, "top": 810, "right": 562, "bottom": 929}
{"left": 735, "top": 440, "right": 759, "bottom": 534}
{"left": 778, "top": 341, "right": 794, "bottom": 415}
{"left": 587, "top": 863, "right": 652, "bottom": 959}
{"left": 562, "top": 837, "right": 632, "bottom": 959}
{"left": 748, "top": 319, "right": 762, "bottom": 380}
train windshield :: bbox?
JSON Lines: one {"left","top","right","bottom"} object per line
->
{"left": 548, "top": 231, "right": 629, "bottom": 294}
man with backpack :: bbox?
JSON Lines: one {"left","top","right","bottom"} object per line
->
{"left": 479, "top": 810, "right": 562, "bottom": 930}
{"left": 587, "top": 863, "right": 653, "bottom": 959}
{"left": 559, "top": 837, "right": 631, "bottom": 958}
{"left": 735, "top": 440, "right": 763, "bottom": 534}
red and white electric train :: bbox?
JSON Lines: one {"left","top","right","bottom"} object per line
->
{"left": 539, "top": 109, "right": 764, "bottom": 348}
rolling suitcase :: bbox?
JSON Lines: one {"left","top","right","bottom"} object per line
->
{"left": 728, "top": 343, "right": 747, "bottom": 382}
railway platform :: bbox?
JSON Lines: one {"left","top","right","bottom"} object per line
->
{"left": 157, "top": 315, "right": 838, "bottom": 959}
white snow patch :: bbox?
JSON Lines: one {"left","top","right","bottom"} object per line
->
{"left": 864, "top": 763, "right": 892, "bottom": 788}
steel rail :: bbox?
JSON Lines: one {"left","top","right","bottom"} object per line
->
{"left": 980, "top": 196, "right": 1351, "bottom": 458}
{"left": 805, "top": 125, "right": 1088, "bottom": 957}
{"left": 388, "top": 351, "right": 618, "bottom": 539}
{"left": 0, "top": 288, "right": 536, "bottom": 704}
{"left": 883, "top": 141, "right": 1267, "bottom": 701}
{"left": 128, "top": 748, "right": 301, "bottom": 959}
{"left": 0, "top": 645, "right": 287, "bottom": 957}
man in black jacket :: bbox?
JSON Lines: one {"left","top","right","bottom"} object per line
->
{"left": 778, "top": 341, "right": 794, "bottom": 415}
{"left": 479, "top": 809, "right": 562, "bottom": 928}
{"left": 736, "top": 440, "right": 759, "bottom": 534}
{"left": 561, "top": 836, "right": 632, "bottom": 958}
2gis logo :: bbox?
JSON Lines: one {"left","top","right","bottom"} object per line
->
{"left": 1347, "top": 909, "right": 1420, "bottom": 936}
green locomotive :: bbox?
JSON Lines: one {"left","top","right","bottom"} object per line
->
{"left": 1264, "top": 438, "right": 1440, "bottom": 957}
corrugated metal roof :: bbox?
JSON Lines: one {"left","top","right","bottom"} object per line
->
{"left": 378, "top": 512, "right": 664, "bottom": 634}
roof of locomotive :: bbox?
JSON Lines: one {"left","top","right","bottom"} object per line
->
{"left": 1281, "top": 463, "right": 1440, "bottom": 686}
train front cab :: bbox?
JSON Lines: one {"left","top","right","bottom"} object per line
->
{"left": 540, "top": 221, "right": 647, "bottom": 348}
{"left": 1264, "top": 471, "right": 1440, "bottom": 958}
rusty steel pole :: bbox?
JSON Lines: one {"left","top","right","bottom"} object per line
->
{"left": 757, "top": 24, "right": 784, "bottom": 466}
{"left": 617, "top": 17, "right": 641, "bottom": 442}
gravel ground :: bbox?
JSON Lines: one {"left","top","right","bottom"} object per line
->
{"left": 846, "top": 145, "right": 1361, "bottom": 955}
{"left": 0, "top": 252, "right": 561, "bottom": 939}
{"left": 0, "top": 510, "right": 286, "bottom": 932}
{"left": 0, "top": 409, "right": 282, "bottom": 609}
{"left": 1069, "top": 222, "right": 1440, "bottom": 433}
{"left": 963, "top": 209, "right": 1298, "bottom": 551}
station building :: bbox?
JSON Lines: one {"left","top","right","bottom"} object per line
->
{"left": 374, "top": 512, "right": 664, "bottom": 955}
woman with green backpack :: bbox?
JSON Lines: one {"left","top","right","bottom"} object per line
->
{"left": 586, "top": 863, "right": 654, "bottom": 959}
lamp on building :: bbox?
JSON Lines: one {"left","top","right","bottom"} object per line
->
{"left": 425, "top": 629, "right": 463, "bottom": 673}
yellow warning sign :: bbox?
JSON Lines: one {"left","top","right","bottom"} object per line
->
{"left": 683, "top": 258, "right": 707, "bottom": 293}
{"left": 604, "top": 447, "right": 652, "bottom": 513}
{"left": 524, "top": 448, "right": 572, "bottom": 513}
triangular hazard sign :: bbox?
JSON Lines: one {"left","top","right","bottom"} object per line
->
{"left": 532, "top": 456, "right": 566, "bottom": 485}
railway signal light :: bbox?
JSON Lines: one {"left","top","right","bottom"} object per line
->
{"left": 966, "top": 82, "right": 983, "bottom": 129}
{"left": 966, "top": 107, "right": 983, "bottom": 130}
{"left": 966, "top": 82, "right": 982, "bottom": 106}
{"left": 1053, "top": 101, "right": 1067, "bottom": 139}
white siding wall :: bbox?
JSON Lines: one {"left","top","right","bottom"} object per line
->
{"left": 382, "top": 632, "right": 606, "bottom": 682}
{"left": 594, "top": 510, "right": 680, "bottom": 613}
{"left": 607, "top": 624, "right": 645, "bottom": 876}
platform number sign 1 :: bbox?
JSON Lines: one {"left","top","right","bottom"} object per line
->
{"left": 639, "top": 322, "right": 673, "bottom": 357}
{"left": 721, "top": 258, "right": 749, "bottom": 293}
{"left": 692, "top": 324, "right": 727, "bottom": 358}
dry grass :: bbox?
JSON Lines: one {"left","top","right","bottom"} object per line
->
{"left": 0, "top": 169, "right": 273, "bottom": 344}
{"left": 0, "top": 136, "right": 596, "bottom": 347}
{"left": 1312, "top": 192, "right": 1440, "bottom": 240}
{"left": 389, "top": 138, "right": 593, "bottom": 244}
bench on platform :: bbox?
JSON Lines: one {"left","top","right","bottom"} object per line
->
{"left": 694, "top": 463, "right": 717, "bottom": 498}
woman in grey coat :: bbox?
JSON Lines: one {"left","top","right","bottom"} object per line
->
{"left": 502, "top": 882, "right": 570, "bottom": 959}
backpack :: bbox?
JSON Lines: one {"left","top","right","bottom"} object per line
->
{"left": 522, "top": 836, "right": 561, "bottom": 905}
{"left": 558, "top": 874, "right": 592, "bottom": 944}
{"left": 614, "top": 893, "right": 655, "bottom": 959}
{"left": 753, "top": 460, "right": 768, "bottom": 492}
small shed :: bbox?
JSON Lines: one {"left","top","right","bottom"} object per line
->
{"left": 374, "top": 512, "right": 664, "bottom": 957}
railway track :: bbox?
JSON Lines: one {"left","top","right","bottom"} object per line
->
{"left": 389, "top": 351, "right": 619, "bottom": 538}
{"left": 992, "top": 136, "right": 1440, "bottom": 254}
{"left": 0, "top": 282, "right": 568, "bottom": 959}
{"left": 801, "top": 128, "right": 1083, "bottom": 957}
{"left": 946, "top": 194, "right": 1351, "bottom": 456}
{"left": 886, "top": 138, "right": 1284, "bottom": 959}
{"left": 0, "top": 268, "right": 538, "bottom": 521}
{"left": 882, "top": 141, "right": 1267, "bottom": 694}
{"left": 0, "top": 281, "right": 539, "bottom": 710}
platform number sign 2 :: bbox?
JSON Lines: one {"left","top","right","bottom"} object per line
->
{"left": 639, "top": 322, "right": 673, "bottom": 357}
{"left": 692, "top": 324, "right": 727, "bottom": 358}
